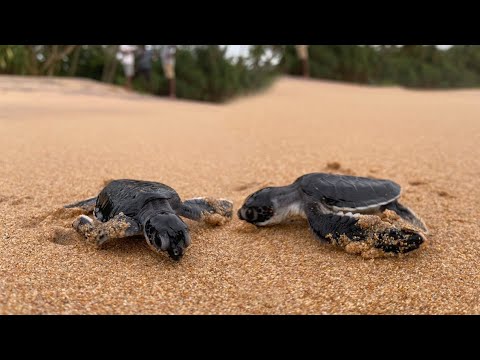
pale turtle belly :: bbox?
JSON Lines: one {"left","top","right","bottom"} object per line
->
{"left": 328, "top": 203, "right": 388, "bottom": 217}
{"left": 259, "top": 201, "right": 307, "bottom": 225}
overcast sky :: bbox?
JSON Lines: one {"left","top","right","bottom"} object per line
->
{"left": 222, "top": 45, "right": 251, "bottom": 58}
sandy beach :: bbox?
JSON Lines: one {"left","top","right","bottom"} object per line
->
{"left": 0, "top": 75, "right": 479, "bottom": 314}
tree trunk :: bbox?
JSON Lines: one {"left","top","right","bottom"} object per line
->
{"left": 46, "top": 45, "right": 58, "bottom": 76}
{"left": 26, "top": 46, "right": 40, "bottom": 75}
{"left": 42, "top": 45, "right": 76, "bottom": 75}
{"left": 101, "top": 45, "right": 119, "bottom": 83}
{"left": 101, "top": 46, "right": 112, "bottom": 82}
{"left": 68, "top": 46, "right": 81, "bottom": 76}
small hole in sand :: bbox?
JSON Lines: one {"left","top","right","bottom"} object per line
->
{"left": 326, "top": 162, "right": 341, "bottom": 170}
{"left": 409, "top": 180, "right": 428, "bottom": 186}
{"left": 234, "top": 182, "right": 260, "bottom": 192}
{"left": 325, "top": 162, "right": 355, "bottom": 175}
{"left": 234, "top": 184, "right": 250, "bottom": 191}
{"left": 10, "top": 196, "right": 32, "bottom": 205}
{"left": 437, "top": 191, "right": 454, "bottom": 198}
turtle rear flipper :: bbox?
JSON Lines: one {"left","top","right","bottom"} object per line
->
{"left": 305, "top": 203, "right": 425, "bottom": 257}
{"left": 382, "top": 200, "right": 428, "bottom": 233}
{"left": 64, "top": 197, "right": 97, "bottom": 213}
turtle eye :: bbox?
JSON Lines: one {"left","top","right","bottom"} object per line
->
{"left": 246, "top": 208, "right": 257, "bottom": 221}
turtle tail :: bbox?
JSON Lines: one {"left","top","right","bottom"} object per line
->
{"left": 64, "top": 196, "right": 97, "bottom": 211}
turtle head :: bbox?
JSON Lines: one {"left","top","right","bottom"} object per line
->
{"left": 143, "top": 212, "right": 191, "bottom": 261}
{"left": 238, "top": 187, "right": 276, "bottom": 226}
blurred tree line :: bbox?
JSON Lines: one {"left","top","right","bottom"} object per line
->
{"left": 1, "top": 45, "right": 480, "bottom": 103}
{"left": 0, "top": 45, "right": 278, "bottom": 102}
{"left": 280, "top": 45, "right": 480, "bottom": 88}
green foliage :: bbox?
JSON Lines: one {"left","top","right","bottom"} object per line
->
{"left": 149, "top": 46, "right": 278, "bottom": 103}
{"left": 0, "top": 45, "right": 30, "bottom": 74}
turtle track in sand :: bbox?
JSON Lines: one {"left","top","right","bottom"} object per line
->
{"left": 33, "top": 207, "right": 90, "bottom": 246}
{"left": 27, "top": 178, "right": 118, "bottom": 245}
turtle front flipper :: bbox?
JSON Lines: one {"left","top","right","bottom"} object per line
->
{"left": 305, "top": 203, "right": 425, "bottom": 258}
{"left": 178, "top": 197, "right": 233, "bottom": 225}
{"left": 72, "top": 213, "right": 141, "bottom": 247}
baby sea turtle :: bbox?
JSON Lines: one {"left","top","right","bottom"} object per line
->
{"left": 238, "top": 173, "right": 428, "bottom": 257}
{"left": 65, "top": 179, "right": 233, "bottom": 260}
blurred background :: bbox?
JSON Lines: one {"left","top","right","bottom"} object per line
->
{"left": 1, "top": 45, "right": 479, "bottom": 103}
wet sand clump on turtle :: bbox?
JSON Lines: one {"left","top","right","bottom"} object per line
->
{"left": 72, "top": 213, "right": 132, "bottom": 247}
{"left": 201, "top": 198, "right": 234, "bottom": 226}
{"left": 326, "top": 210, "right": 427, "bottom": 259}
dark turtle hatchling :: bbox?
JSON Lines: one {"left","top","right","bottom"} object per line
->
{"left": 238, "top": 173, "right": 428, "bottom": 257}
{"left": 65, "top": 179, "right": 233, "bottom": 260}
